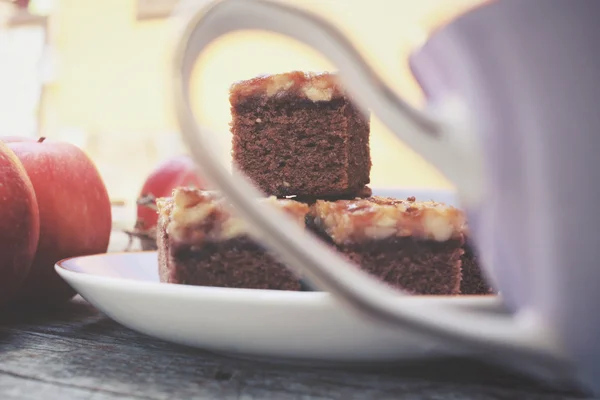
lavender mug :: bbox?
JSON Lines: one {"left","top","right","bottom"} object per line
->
{"left": 170, "top": 0, "right": 600, "bottom": 393}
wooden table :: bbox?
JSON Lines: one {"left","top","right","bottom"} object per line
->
{"left": 0, "top": 233, "right": 591, "bottom": 400}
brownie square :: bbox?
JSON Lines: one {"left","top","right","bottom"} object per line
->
{"left": 156, "top": 188, "right": 308, "bottom": 290}
{"left": 230, "top": 71, "right": 371, "bottom": 198}
{"left": 308, "top": 196, "right": 466, "bottom": 295}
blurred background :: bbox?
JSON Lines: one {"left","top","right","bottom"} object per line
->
{"left": 1, "top": 0, "right": 483, "bottom": 228}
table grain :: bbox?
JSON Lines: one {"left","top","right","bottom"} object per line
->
{"left": 0, "top": 233, "right": 592, "bottom": 400}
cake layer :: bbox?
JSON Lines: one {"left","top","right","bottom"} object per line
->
{"left": 341, "top": 237, "right": 463, "bottom": 295}
{"left": 156, "top": 189, "right": 484, "bottom": 296}
{"left": 230, "top": 71, "right": 371, "bottom": 198}
{"left": 307, "top": 196, "right": 465, "bottom": 295}
{"left": 158, "top": 224, "right": 301, "bottom": 291}
{"left": 157, "top": 188, "right": 308, "bottom": 291}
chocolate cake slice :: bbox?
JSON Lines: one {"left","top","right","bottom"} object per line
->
{"left": 156, "top": 187, "right": 309, "bottom": 290}
{"left": 460, "top": 238, "right": 495, "bottom": 295}
{"left": 230, "top": 71, "right": 371, "bottom": 198}
{"left": 308, "top": 196, "right": 466, "bottom": 295}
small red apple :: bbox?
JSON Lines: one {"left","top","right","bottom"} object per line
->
{"left": 5, "top": 137, "right": 112, "bottom": 305}
{"left": 126, "top": 155, "right": 203, "bottom": 250}
{"left": 0, "top": 141, "right": 39, "bottom": 307}
{"left": 135, "top": 155, "right": 204, "bottom": 233}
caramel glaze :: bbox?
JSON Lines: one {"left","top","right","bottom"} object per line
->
{"left": 310, "top": 196, "right": 466, "bottom": 245}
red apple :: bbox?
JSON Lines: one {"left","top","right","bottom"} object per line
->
{"left": 5, "top": 137, "right": 112, "bottom": 305}
{"left": 0, "top": 141, "right": 39, "bottom": 307}
{"left": 136, "top": 155, "right": 204, "bottom": 232}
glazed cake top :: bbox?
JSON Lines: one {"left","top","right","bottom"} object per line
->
{"left": 157, "top": 187, "right": 309, "bottom": 243}
{"left": 229, "top": 71, "right": 346, "bottom": 104}
{"left": 310, "top": 196, "right": 466, "bottom": 245}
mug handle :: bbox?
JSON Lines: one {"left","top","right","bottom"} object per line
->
{"left": 169, "top": 0, "right": 568, "bottom": 377}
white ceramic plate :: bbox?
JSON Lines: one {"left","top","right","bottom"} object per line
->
{"left": 56, "top": 188, "right": 502, "bottom": 364}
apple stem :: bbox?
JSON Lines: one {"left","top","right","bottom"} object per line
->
{"left": 122, "top": 228, "right": 156, "bottom": 252}
{"left": 137, "top": 194, "right": 158, "bottom": 211}
{"left": 38, "top": 137, "right": 46, "bottom": 143}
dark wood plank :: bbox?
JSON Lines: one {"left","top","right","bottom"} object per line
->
{"left": 0, "top": 297, "right": 589, "bottom": 400}
{"left": 0, "top": 374, "right": 135, "bottom": 400}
